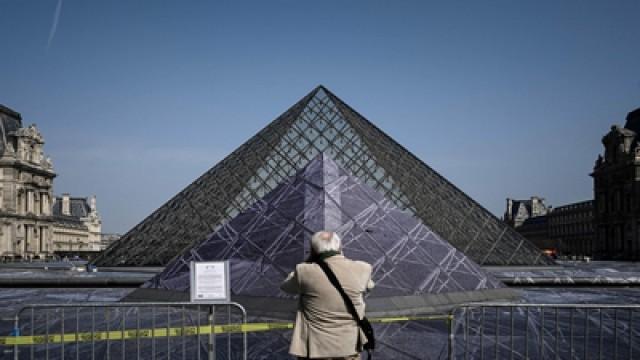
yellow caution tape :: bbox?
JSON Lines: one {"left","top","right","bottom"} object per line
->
{"left": 0, "top": 315, "right": 452, "bottom": 346}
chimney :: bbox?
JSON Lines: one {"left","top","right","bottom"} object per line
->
{"left": 62, "top": 194, "right": 70, "bottom": 216}
{"left": 89, "top": 195, "right": 97, "bottom": 212}
{"left": 506, "top": 198, "right": 513, "bottom": 220}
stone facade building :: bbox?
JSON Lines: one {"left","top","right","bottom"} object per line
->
{"left": 51, "top": 194, "right": 102, "bottom": 253}
{"left": 548, "top": 200, "right": 595, "bottom": 257}
{"left": 504, "top": 197, "right": 595, "bottom": 258}
{"left": 0, "top": 104, "right": 102, "bottom": 260}
{"left": 0, "top": 105, "right": 56, "bottom": 259}
{"left": 592, "top": 108, "right": 640, "bottom": 260}
{"left": 505, "top": 107, "right": 640, "bottom": 260}
{"left": 100, "top": 233, "right": 121, "bottom": 251}
{"left": 504, "top": 197, "right": 550, "bottom": 228}
{"left": 504, "top": 197, "right": 554, "bottom": 252}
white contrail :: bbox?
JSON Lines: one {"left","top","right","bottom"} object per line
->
{"left": 46, "top": 0, "right": 63, "bottom": 50}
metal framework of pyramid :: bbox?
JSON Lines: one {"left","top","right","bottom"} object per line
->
{"left": 133, "top": 154, "right": 513, "bottom": 316}
{"left": 94, "top": 86, "right": 551, "bottom": 266}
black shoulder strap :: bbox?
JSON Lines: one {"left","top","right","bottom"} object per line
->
{"left": 315, "top": 259, "right": 374, "bottom": 359}
{"left": 315, "top": 259, "right": 364, "bottom": 327}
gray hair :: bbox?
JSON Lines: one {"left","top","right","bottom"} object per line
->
{"left": 311, "top": 231, "right": 341, "bottom": 254}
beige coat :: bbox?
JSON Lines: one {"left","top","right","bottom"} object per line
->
{"left": 280, "top": 255, "right": 374, "bottom": 359}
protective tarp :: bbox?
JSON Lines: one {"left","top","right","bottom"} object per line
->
{"left": 139, "top": 153, "right": 511, "bottom": 316}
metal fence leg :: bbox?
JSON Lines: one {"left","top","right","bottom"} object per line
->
{"left": 629, "top": 310, "right": 633, "bottom": 360}
{"left": 61, "top": 308, "right": 65, "bottom": 360}
{"left": 13, "top": 313, "right": 19, "bottom": 360}
{"left": 167, "top": 305, "right": 171, "bottom": 360}
{"left": 448, "top": 310, "right": 455, "bottom": 360}
{"left": 495, "top": 307, "right": 499, "bottom": 360}
{"left": 208, "top": 306, "right": 215, "bottom": 360}
{"left": 480, "top": 307, "right": 484, "bottom": 360}
{"left": 525, "top": 307, "right": 529, "bottom": 360}
{"left": 510, "top": 306, "right": 514, "bottom": 360}
{"left": 30, "top": 308, "right": 34, "bottom": 360}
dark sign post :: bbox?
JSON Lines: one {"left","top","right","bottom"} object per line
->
{"left": 190, "top": 261, "right": 231, "bottom": 360}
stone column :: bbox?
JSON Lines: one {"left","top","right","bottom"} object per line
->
{"left": 27, "top": 191, "right": 33, "bottom": 213}
{"left": 23, "top": 224, "right": 29, "bottom": 256}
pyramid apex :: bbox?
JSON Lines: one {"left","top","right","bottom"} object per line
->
{"left": 311, "top": 84, "right": 334, "bottom": 95}
{"left": 311, "top": 85, "right": 328, "bottom": 95}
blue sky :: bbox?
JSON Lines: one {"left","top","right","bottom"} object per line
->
{"left": 1, "top": 0, "right": 639, "bottom": 233}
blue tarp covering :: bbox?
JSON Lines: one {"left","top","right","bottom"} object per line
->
{"left": 144, "top": 153, "right": 505, "bottom": 301}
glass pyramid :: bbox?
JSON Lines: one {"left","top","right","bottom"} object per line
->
{"left": 94, "top": 86, "right": 551, "bottom": 266}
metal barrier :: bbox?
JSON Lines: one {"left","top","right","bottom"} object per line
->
{"left": 11, "top": 302, "right": 247, "bottom": 360}
{"left": 449, "top": 303, "right": 640, "bottom": 360}
{"left": 12, "top": 301, "right": 640, "bottom": 359}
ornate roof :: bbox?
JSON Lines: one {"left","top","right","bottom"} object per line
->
{"left": 52, "top": 197, "right": 91, "bottom": 219}
{"left": 0, "top": 104, "right": 23, "bottom": 155}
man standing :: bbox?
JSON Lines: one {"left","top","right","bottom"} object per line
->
{"left": 281, "top": 231, "right": 374, "bottom": 360}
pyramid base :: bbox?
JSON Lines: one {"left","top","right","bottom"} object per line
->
{"left": 122, "top": 287, "right": 519, "bottom": 319}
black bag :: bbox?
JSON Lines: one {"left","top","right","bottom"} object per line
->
{"left": 315, "top": 259, "right": 375, "bottom": 359}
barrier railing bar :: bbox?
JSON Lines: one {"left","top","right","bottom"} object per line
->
{"left": 540, "top": 307, "right": 544, "bottom": 359}
{"left": 197, "top": 304, "right": 201, "bottom": 360}
{"left": 136, "top": 307, "right": 141, "bottom": 360}
{"left": 599, "top": 309, "right": 604, "bottom": 360}
{"left": 208, "top": 306, "right": 215, "bottom": 360}
{"left": 494, "top": 307, "right": 498, "bottom": 360}
{"left": 106, "top": 308, "right": 110, "bottom": 360}
{"left": 227, "top": 306, "right": 231, "bottom": 360}
{"left": 570, "top": 308, "right": 574, "bottom": 358}
{"left": 45, "top": 309, "right": 49, "bottom": 360}
{"left": 151, "top": 306, "right": 155, "bottom": 359}
{"left": 91, "top": 306, "right": 95, "bottom": 360}
{"left": 584, "top": 308, "right": 589, "bottom": 360}
{"left": 555, "top": 307, "right": 559, "bottom": 360}
{"left": 30, "top": 307, "right": 35, "bottom": 360}
{"left": 614, "top": 308, "right": 618, "bottom": 360}
{"left": 76, "top": 308, "right": 80, "bottom": 360}
{"left": 61, "top": 308, "right": 64, "bottom": 360}
{"left": 182, "top": 305, "right": 186, "bottom": 360}
{"left": 629, "top": 310, "right": 633, "bottom": 360}
{"left": 447, "top": 312, "right": 453, "bottom": 360}
{"left": 464, "top": 309, "right": 469, "bottom": 360}
{"left": 480, "top": 307, "right": 484, "bottom": 360}
{"left": 509, "top": 306, "right": 514, "bottom": 360}
{"left": 122, "top": 308, "right": 126, "bottom": 360}
{"left": 12, "top": 312, "right": 18, "bottom": 360}
{"left": 167, "top": 305, "right": 171, "bottom": 360}
{"left": 460, "top": 303, "right": 640, "bottom": 309}
{"left": 524, "top": 307, "right": 529, "bottom": 360}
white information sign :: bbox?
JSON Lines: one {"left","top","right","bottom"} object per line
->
{"left": 190, "top": 261, "right": 230, "bottom": 303}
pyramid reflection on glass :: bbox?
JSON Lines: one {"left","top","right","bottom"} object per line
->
{"left": 94, "top": 86, "right": 551, "bottom": 267}
{"left": 137, "top": 154, "right": 514, "bottom": 315}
